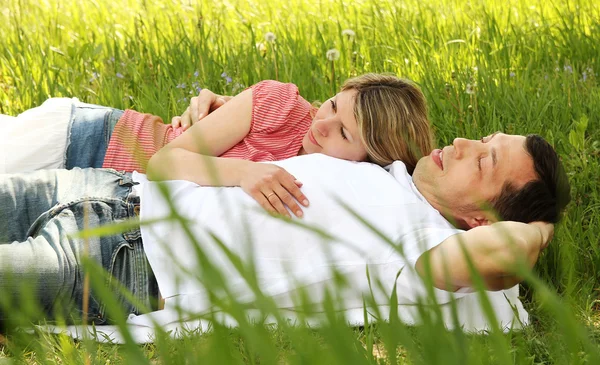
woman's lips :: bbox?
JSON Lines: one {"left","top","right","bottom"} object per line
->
{"left": 308, "top": 129, "right": 321, "bottom": 147}
{"left": 431, "top": 149, "right": 443, "bottom": 170}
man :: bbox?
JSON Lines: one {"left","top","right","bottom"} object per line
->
{"left": 0, "top": 117, "right": 570, "bottom": 335}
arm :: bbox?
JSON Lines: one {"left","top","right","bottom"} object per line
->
{"left": 415, "top": 221, "right": 553, "bottom": 291}
{"left": 147, "top": 88, "right": 308, "bottom": 218}
{"left": 171, "top": 89, "right": 233, "bottom": 130}
{"left": 148, "top": 88, "right": 254, "bottom": 185}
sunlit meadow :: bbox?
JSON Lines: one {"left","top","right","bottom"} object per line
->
{"left": 1, "top": 0, "right": 599, "bottom": 363}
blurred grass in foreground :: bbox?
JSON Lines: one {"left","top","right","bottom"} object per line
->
{"left": 1, "top": 0, "right": 600, "bottom": 363}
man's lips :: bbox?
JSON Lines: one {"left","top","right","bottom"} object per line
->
{"left": 431, "top": 148, "right": 443, "bottom": 170}
{"left": 308, "top": 129, "right": 321, "bottom": 147}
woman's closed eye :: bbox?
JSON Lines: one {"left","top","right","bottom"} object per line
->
{"left": 341, "top": 126, "right": 348, "bottom": 140}
{"left": 330, "top": 99, "right": 337, "bottom": 112}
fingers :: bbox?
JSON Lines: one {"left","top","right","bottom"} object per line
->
{"left": 252, "top": 192, "right": 279, "bottom": 217}
{"left": 264, "top": 190, "right": 292, "bottom": 218}
{"left": 173, "top": 107, "right": 193, "bottom": 131}
{"left": 242, "top": 166, "right": 310, "bottom": 219}
{"left": 279, "top": 178, "right": 309, "bottom": 216}
{"left": 189, "top": 96, "right": 200, "bottom": 126}
{"left": 174, "top": 90, "right": 232, "bottom": 131}
{"left": 171, "top": 116, "right": 182, "bottom": 128}
{"left": 196, "top": 89, "right": 218, "bottom": 121}
{"left": 263, "top": 175, "right": 309, "bottom": 218}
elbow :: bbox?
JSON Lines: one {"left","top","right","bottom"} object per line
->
{"left": 147, "top": 149, "right": 172, "bottom": 181}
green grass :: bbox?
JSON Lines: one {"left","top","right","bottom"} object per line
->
{"left": 1, "top": 0, "right": 600, "bottom": 363}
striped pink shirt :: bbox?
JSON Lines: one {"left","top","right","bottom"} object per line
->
{"left": 102, "top": 80, "right": 314, "bottom": 173}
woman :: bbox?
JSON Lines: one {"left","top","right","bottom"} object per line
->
{"left": 1, "top": 74, "right": 433, "bottom": 217}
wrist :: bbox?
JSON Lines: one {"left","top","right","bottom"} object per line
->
{"left": 235, "top": 159, "right": 255, "bottom": 186}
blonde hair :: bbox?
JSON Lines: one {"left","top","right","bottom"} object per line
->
{"left": 341, "top": 73, "right": 434, "bottom": 174}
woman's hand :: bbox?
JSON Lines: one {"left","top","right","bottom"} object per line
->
{"left": 171, "top": 89, "right": 233, "bottom": 130}
{"left": 239, "top": 164, "right": 310, "bottom": 218}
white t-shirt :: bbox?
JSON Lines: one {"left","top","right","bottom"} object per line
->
{"left": 136, "top": 154, "right": 469, "bottom": 314}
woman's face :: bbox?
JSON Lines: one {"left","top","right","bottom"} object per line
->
{"left": 300, "top": 89, "right": 368, "bottom": 162}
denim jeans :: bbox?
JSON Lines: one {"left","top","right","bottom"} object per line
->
{"left": 66, "top": 102, "right": 124, "bottom": 169}
{"left": 0, "top": 168, "right": 157, "bottom": 325}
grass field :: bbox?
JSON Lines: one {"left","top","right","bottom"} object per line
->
{"left": 1, "top": 0, "right": 600, "bottom": 363}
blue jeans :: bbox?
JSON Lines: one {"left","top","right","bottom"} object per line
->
{"left": 0, "top": 168, "right": 157, "bottom": 325}
{"left": 66, "top": 102, "right": 124, "bottom": 169}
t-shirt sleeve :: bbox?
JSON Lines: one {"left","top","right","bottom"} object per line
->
{"left": 395, "top": 226, "right": 471, "bottom": 303}
{"left": 250, "top": 80, "right": 303, "bottom": 134}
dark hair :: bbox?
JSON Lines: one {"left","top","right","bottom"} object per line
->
{"left": 491, "top": 134, "right": 571, "bottom": 223}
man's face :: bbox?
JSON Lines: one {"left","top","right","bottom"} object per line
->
{"left": 412, "top": 132, "right": 537, "bottom": 228}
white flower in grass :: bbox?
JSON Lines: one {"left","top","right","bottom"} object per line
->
{"left": 465, "top": 83, "right": 476, "bottom": 95}
{"left": 342, "top": 29, "right": 356, "bottom": 38}
{"left": 326, "top": 48, "right": 340, "bottom": 61}
{"left": 264, "top": 32, "right": 276, "bottom": 42}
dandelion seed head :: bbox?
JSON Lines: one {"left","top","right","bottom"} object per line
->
{"left": 326, "top": 48, "right": 340, "bottom": 61}
{"left": 264, "top": 32, "right": 276, "bottom": 42}
{"left": 256, "top": 42, "right": 267, "bottom": 55}
{"left": 342, "top": 29, "right": 355, "bottom": 38}
{"left": 465, "top": 83, "right": 476, "bottom": 94}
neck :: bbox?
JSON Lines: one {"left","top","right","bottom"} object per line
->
{"left": 413, "top": 181, "right": 468, "bottom": 229}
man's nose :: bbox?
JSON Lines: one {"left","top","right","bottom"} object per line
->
{"left": 452, "top": 137, "right": 472, "bottom": 158}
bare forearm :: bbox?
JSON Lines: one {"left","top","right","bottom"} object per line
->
{"left": 147, "top": 147, "right": 253, "bottom": 186}
{"left": 421, "top": 221, "right": 546, "bottom": 291}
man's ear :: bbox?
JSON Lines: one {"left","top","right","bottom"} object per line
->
{"left": 463, "top": 214, "right": 493, "bottom": 229}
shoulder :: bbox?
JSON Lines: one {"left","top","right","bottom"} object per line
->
{"left": 251, "top": 80, "right": 300, "bottom": 97}
{"left": 249, "top": 80, "right": 311, "bottom": 133}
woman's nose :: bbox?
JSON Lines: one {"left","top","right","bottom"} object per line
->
{"left": 313, "top": 118, "right": 330, "bottom": 137}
